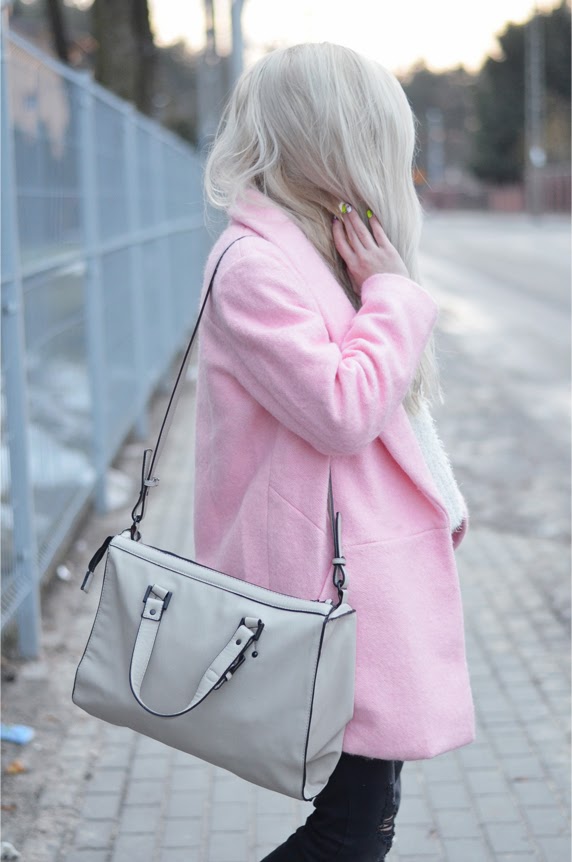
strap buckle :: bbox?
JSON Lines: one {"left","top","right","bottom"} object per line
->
{"left": 141, "top": 584, "right": 172, "bottom": 620}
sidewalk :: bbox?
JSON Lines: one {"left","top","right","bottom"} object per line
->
{"left": 2, "top": 371, "right": 570, "bottom": 862}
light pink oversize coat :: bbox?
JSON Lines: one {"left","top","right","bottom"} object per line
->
{"left": 193, "top": 188, "right": 476, "bottom": 761}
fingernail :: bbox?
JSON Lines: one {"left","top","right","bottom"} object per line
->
{"left": 366, "top": 209, "right": 373, "bottom": 219}
{"left": 339, "top": 202, "right": 352, "bottom": 214}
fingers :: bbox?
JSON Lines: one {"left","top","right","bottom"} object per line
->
{"left": 367, "top": 211, "right": 388, "bottom": 247}
{"left": 340, "top": 205, "right": 372, "bottom": 251}
{"left": 332, "top": 215, "right": 355, "bottom": 265}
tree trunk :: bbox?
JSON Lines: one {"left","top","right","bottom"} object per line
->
{"left": 92, "top": 0, "right": 156, "bottom": 115}
{"left": 131, "top": 0, "right": 156, "bottom": 115}
{"left": 46, "top": 0, "right": 69, "bottom": 64}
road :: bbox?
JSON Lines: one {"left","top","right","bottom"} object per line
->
{"left": 419, "top": 211, "right": 570, "bottom": 547}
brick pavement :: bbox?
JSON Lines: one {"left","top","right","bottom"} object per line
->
{"left": 11, "top": 372, "right": 572, "bottom": 862}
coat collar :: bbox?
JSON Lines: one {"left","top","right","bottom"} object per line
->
{"left": 228, "top": 188, "right": 449, "bottom": 524}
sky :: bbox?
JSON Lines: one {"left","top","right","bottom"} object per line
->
{"left": 148, "top": 0, "right": 560, "bottom": 76}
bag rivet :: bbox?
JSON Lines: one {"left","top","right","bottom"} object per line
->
{"left": 236, "top": 639, "right": 242, "bottom": 645}
{"left": 252, "top": 651, "right": 258, "bottom": 658}
{"left": 150, "top": 609, "right": 156, "bottom": 615}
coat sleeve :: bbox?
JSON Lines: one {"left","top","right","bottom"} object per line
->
{"left": 207, "top": 238, "right": 439, "bottom": 457}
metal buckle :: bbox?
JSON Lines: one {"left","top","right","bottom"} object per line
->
{"left": 142, "top": 585, "right": 172, "bottom": 611}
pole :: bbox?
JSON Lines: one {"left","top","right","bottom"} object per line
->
{"left": 425, "top": 107, "right": 445, "bottom": 187}
{"left": 230, "top": 0, "right": 245, "bottom": 88}
{"left": 1, "top": 4, "right": 42, "bottom": 657}
{"left": 524, "top": 5, "right": 546, "bottom": 218}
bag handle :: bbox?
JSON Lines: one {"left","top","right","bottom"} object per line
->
{"left": 128, "top": 236, "right": 348, "bottom": 604}
{"left": 129, "top": 582, "right": 265, "bottom": 717}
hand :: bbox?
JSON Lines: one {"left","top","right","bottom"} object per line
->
{"left": 332, "top": 205, "right": 410, "bottom": 296}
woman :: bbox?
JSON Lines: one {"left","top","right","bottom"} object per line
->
{"left": 194, "top": 42, "right": 475, "bottom": 861}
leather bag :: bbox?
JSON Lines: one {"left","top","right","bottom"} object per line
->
{"left": 72, "top": 237, "right": 357, "bottom": 801}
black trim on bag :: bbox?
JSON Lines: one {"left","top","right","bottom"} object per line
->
{"left": 127, "top": 619, "right": 259, "bottom": 718}
{"left": 72, "top": 550, "right": 114, "bottom": 707}
{"left": 300, "top": 606, "right": 356, "bottom": 801}
{"left": 114, "top": 542, "right": 331, "bottom": 617}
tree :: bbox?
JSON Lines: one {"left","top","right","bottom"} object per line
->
{"left": 45, "top": 0, "right": 70, "bottom": 63}
{"left": 470, "top": 1, "right": 571, "bottom": 184}
{"left": 401, "top": 62, "right": 478, "bottom": 185}
{"left": 91, "top": 0, "right": 156, "bottom": 115}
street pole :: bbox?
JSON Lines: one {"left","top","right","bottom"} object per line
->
{"left": 198, "top": 0, "right": 219, "bottom": 149}
{"left": 230, "top": 0, "right": 245, "bottom": 88}
{"left": 524, "top": 5, "right": 546, "bottom": 219}
{"left": 425, "top": 107, "right": 445, "bottom": 187}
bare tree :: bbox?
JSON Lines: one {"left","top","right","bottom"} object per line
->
{"left": 92, "top": 0, "right": 156, "bottom": 115}
{"left": 45, "top": 0, "right": 70, "bottom": 63}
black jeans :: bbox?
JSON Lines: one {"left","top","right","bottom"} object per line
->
{"left": 260, "top": 753, "right": 404, "bottom": 861}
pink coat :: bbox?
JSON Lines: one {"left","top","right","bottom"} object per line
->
{"left": 193, "top": 188, "right": 476, "bottom": 761}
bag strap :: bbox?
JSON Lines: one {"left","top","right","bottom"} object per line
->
{"left": 129, "top": 236, "right": 348, "bottom": 604}
{"left": 130, "top": 583, "right": 265, "bottom": 717}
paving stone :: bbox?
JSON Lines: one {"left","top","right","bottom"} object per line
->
{"left": 64, "top": 852, "right": 109, "bottom": 862}
{"left": 135, "top": 736, "right": 172, "bottom": 757}
{"left": 511, "top": 779, "right": 560, "bottom": 808}
{"left": 118, "top": 804, "right": 161, "bottom": 834}
{"left": 473, "top": 793, "right": 523, "bottom": 824}
{"left": 255, "top": 789, "right": 293, "bottom": 815}
{"left": 208, "top": 831, "right": 249, "bottom": 862}
{"left": 397, "top": 824, "right": 443, "bottom": 857}
{"left": 255, "top": 814, "right": 298, "bottom": 844}
{"left": 160, "top": 850, "right": 200, "bottom": 862}
{"left": 83, "top": 769, "right": 127, "bottom": 795}
{"left": 464, "top": 768, "right": 512, "bottom": 797}
{"left": 395, "top": 794, "right": 433, "bottom": 826}
{"left": 73, "top": 819, "right": 115, "bottom": 850}
{"left": 534, "top": 834, "right": 572, "bottom": 859}
{"left": 434, "top": 807, "right": 482, "bottom": 839}
{"left": 98, "top": 747, "right": 132, "bottom": 770}
{"left": 254, "top": 844, "right": 279, "bottom": 861}
{"left": 502, "top": 756, "right": 546, "bottom": 782}
{"left": 522, "top": 805, "right": 570, "bottom": 836}
{"left": 209, "top": 802, "right": 249, "bottom": 831}
{"left": 483, "top": 822, "right": 536, "bottom": 855}
{"left": 131, "top": 756, "right": 170, "bottom": 780}
{"left": 111, "top": 833, "right": 155, "bottom": 862}
{"left": 80, "top": 793, "right": 122, "bottom": 821}
{"left": 161, "top": 817, "right": 203, "bottom": 848}
{"left": 166, "top": 790, "right": 205, "bottom": 819}
{"left": 124, "top": 779, "right": 166, "bottom": 806}
{"left": 172, "top": 766, "right": 210, "bottom": 792}
{"left": 442, "top": 837, "right": 493, "bottom": 862}
{"left": 427, "top": 781, "right": 473, "bottom": 810}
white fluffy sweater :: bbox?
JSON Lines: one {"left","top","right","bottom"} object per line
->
{"left": 407, "top": 399, "right": 466, "bottom": 532}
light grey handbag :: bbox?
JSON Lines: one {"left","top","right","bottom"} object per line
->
{"left": 72, "top": 237, "right": 357, "bottom": 801}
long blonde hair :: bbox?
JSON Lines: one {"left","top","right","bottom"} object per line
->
{"left": 204, "top": 42, "right": 441, "bottom": 413}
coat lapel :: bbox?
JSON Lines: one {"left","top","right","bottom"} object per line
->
{"left": 229, "top": 190, "right": 448, "bottom": 521}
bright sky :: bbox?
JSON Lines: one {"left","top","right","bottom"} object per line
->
{"left": 148, "top": 0, "right": 558, "bottom": 75}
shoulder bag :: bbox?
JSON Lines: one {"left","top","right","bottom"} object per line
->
{"left": 72, "top": 237, "right": 357, "bottom": 801}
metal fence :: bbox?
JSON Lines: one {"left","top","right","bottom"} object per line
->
{"left": 1, "top": 21, "right": 215, "bottom": 656}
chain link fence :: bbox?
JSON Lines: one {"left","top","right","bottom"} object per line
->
{"left": 1, "top": 21, "right": 215, "bottom": 656}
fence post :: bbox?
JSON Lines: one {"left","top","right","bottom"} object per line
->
{"left": 1, "top": 12, "right": 42, "bottom": 658}
{"left": 124, "top": 107, "right": 148, "bottom": 440}
{"left": 78, "top": 73, "right": 108, "bottom": 513}
{"left": 152, "top": 134, "right": 174, "bottom": 389}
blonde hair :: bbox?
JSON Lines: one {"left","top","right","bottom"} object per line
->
{"left": 204, "top": 42, "right": 441, "bottom": 413}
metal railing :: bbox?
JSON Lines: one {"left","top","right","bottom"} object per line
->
{"left": 1, "top": 19, "right": 215, "bottom": 656}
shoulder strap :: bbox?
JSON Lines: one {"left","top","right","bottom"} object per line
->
{"left": 129, "top": 236, "right": 348, "bottom": 604}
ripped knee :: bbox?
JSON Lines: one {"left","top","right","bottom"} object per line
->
{"left": 376, "top": 781, "right": 399, "bottom": 858}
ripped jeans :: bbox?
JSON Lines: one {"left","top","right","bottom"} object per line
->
{"left": 260, "top": 753, "right": 404, "bottom": 861}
